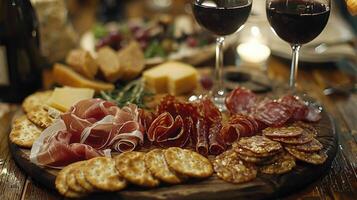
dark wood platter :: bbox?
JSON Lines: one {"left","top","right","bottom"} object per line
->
{"left": 9, "top": 110, "right": 338, "bottom": 200}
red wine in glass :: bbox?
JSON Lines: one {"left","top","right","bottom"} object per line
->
{"left": 193, "top": 1, "right": 252, "bottom": 36}
{"left": 267, "top": 0, "right": 330, "bottom": 44}
{"left": 266, "top": 0, "right": 330, "bottom": 91}
{"left": 192, "top": 0, "right": 252, "bottom": 111}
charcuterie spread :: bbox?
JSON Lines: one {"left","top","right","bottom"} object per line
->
{"left": 9, "top": 61, "right": 330, "bottom": 198}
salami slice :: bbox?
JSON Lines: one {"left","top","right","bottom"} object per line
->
{"left": 195, "top": 119, "right": 209, "bottom": 156}
{"left": 225, "top": 87, "right": 257, "bottom": 115}
{"left": 208, "top": 123, "right": 226, "bottom": 155}
{"left": 198, "top": 97, "right": 222, "bottom": 123}
{"left": 147, "top": 112, "right": 190, "bottom": 148}
{"left": 220, "top": 124, "right": 239, "bottom": 144}
{"left": 279, "top": 95, "right": 308, "bottom": 121}
{"left": 254, "top": 100, "right": 293, "bottom": 127}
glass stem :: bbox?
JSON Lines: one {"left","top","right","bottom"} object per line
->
{"left": 290, "top": 44, "right": 301, "bottom": 92}
{"left": 215, "top": 36, "right": 225, "bottom": 95}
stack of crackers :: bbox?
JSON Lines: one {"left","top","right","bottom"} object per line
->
{"left": 55, "top": 147, "right": 213, "bottom": 198}
{"left": 213, "top": 122, "right": 327, "bottom": 184}
{"left": 10, "top": 91, "right": 55, "bottom": 148}
{"left": 263, "top": 122, "right": 327, "bottom": 165}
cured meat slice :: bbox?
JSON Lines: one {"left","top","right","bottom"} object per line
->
{"left": 197, "top": 97, "right": 222, "bottom": 123}
{"left": 195, "top": 119, "right": 209, "bottom": 156}
{"left": 30, "top": 99, "right": 144, "bottom": 167}
{"left": 30, "top": 120, "right": 108, "bottom": 167}
{"left": 279, "top": 95, "right": 308, "bottom": 121}
{"left": 147, "top": 112, "right": 190, "bottom": 148}
{"left": 208, "top": 123, "right": 226, "bottom": 155}
{"left": 225, "top": 87, "right": 257, "bottom": 115}
{"left": 220, "top": 124, "right": 239, "bottom": 144}
{"left": 254, "top": 100, "right": 292, "bottom": 127}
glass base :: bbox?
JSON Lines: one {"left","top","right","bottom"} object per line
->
{"left": 212, "top": 90, "right": 227, "bottom": 112}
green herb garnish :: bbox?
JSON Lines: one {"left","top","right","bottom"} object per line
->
{"left": 99, "top": 79, "right": 152, "bottom": 108}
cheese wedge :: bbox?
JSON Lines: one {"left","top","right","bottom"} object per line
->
{"left": 47, "top": 87, "right": 95, "bottom": 112}
{"left": 53, "top": 63, "right": 115, "bottom": 91}
{"left": 143, "top": 61, "right": 198, "bottom": 95}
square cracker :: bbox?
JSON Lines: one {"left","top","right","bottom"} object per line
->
{"left": 9, "top": 115, "right": 43, "bottom": 148}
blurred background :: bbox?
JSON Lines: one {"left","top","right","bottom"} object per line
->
{"left": 32, "top": 0, "right": 357, "bottom": 65}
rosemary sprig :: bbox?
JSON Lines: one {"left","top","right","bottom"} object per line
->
{"left": 99, "top": 78, "right": 152, "bottom": 108}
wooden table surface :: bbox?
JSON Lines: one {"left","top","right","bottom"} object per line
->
{"left": 0, "top": 57, "right": 356, "bottom": 200}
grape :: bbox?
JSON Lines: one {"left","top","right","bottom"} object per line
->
{"left": 109, "top": 32, "right": 122, "bottom": 42}
{"left": 200, "top": 75, "right": 213, "bottom": 90}
{"left": 186, "top": 37, "right": 198, "bottom": 47}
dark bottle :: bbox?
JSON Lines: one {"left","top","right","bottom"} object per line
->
{"left": 0, "top": 0, "right": 42, "bottom": 103}
{"left": 267, "top": 0, "right": 330, "bottom": 44}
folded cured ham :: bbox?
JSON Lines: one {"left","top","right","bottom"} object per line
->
{"left": 30, "top": 98, "right": 144, "bottom": 167}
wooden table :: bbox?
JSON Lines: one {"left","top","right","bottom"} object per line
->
{"left": 0, "top": 57, "right": 356, "bottom": 200}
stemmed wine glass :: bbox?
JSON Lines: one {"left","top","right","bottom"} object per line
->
{"left": 192, "top": 0, "right": 252, "bottom": 111}
{"left": 266, "top": 0, "right": 330, "bottom": 92}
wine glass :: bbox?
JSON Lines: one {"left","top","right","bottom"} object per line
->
{"left": 192, "top": 0, "right": 252, "bottom": 111}
{"left": 266, "top": 0, "right": 330, "bottom": 92}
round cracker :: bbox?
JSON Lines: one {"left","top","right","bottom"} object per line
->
{"left": 55, "top": 162, "right": 84, "bottom": 198}
{"left": 9, "top": 115, "right": 43, "bottom": 148}
{"left": 237, "top": 153, "right": 271, "bottom": 164}
{"left": 235, "top": 147, "right": 278, "bottom": 158}
{"left": 84, "top": 157, "right": 126, "bottom": 191}
{"left": 66, "top": 161, "right": 89, "bottom": 193}
{"left": 74, "top": 162, "right": 96, "bottom": 192}
{"left": 263, "top": 126, "right": 303, "bottom": 137}
{"left": 268, "top": 131, "right": 314, "bottom": 144}
{"left": 285, "top": 147, "right": 327, "bottom": 165}
{"left": 115, "top": 152, "right": 160, "bottom": 187}
{"left": 260, "top": 152, "right": 296, "bottom": 174}
{"left": 26, "top": 106, "right": 54, "bottom": 129}
{"left": 293, "top": 121, "right": 318, "bottom": 136}
{"left": 286, "top": 138, "right": 323, "bottom": 152}
{"left": 145, "top": 149, "right": 185, "bottom": 184}
{"left": 22, "top": 90, "right": 52, "bottom": 113}
{"left": 213, "top": 150, "right": 257, "bottom": 184}
{"left": 238, "top": 136, "right": 282, "bottom": 154}
{"left": 164, "top": 147, "right": 213, "bottom": 178}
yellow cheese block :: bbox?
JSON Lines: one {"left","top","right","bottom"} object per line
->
{"left": 143, "top": 61, "right": 198, "bottom": 95}
{"left": 47, "top": 87, "right": 95, "bottom": 112}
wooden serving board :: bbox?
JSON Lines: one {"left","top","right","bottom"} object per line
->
{"left": 9, "top": 110, "right": 338, "bottom": 200}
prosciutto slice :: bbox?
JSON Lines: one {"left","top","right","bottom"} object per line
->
{"left": 30, "top": 99, "right": 144, "bottom": 167}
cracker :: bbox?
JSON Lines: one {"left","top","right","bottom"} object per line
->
{"left": 115, "top": 152, "right": 160, "bottom": 187}
{"left": 85, "top": 157, "right": 126, "bottom": 191}
{"left": 9, "top": 115, "right": 43, "bottom": 148}
{"left": 55, "top": 162, "right": 84, "bottom": 198}
{"left": 237, "top": 153, "right": 270, "bottom": 164}
{"left": 293, "top": 121, "right": 318, "bottom": 136}
{"left": 238, "top": 136, "right": 282, "bottom": 154}
{"left": 285, "top": 138, "right": 323, "bottom": 152}
{"left": 22, "top": 90, "right": 52, "bottom": 113}
{"left": 74, "top": 162, "right": 96, "bottom": 192}
{"left": 213, "top": 150, "right": 257, "bottom": 184}
{"left": 268, "top": 131, "right": 314, "bottom": 144}
{"left": 285, "top": 147, "right": 327, "bottom": 165}
{"left": 263, "top": 126, "right": 303, "bottom": 137}
{"left": 164, "top": 147, "right": 213, "bottom": 178}
{"left": 66, "top": 161, "right": 90, "bottom": 193}
{"left": 26, "top": 106, "right": 54, "bottom": 129}
{"left": 235, "top": 146, "right": 278, "bottom": 158}
{"left": 145, "top": 149, "right": 185, "bottom": 184}
{"left": 260, "top": 152, "right": 296, "bottom": 174}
